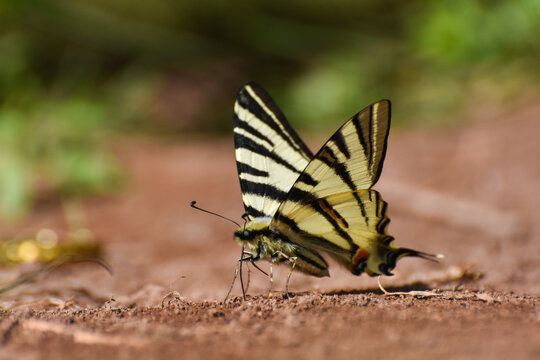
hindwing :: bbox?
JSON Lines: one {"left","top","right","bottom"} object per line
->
{"left": 272, "top": 190, "right": 395, "bottom": 274}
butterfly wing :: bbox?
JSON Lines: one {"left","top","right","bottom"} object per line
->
{"left": 234, "top": 82, "right": 314, "bottom": 219}
{"left": 273, "top": 188, "right": 398, "bottom": 276}
{"left": 271, "top": 100, "right": 427, "bottom": 275}
{"left": 282, "top": 99, "right": 391, "bottom": 201}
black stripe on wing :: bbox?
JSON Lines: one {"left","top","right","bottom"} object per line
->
{"left": 237, "top": 83, "right": 314, "bottom": 159}
{"left": 369, "top": 191, "right": 391, "bottom": 236}
{"left": 239, "top": 179, "right": 289, "bottom": 203}
{"left": 233, "top": 113, "right": 275, "bottom": 147}
{"left": 236, "top": 162, "right": 269, "bottom": 178}
{"left": 318, "top": 147, "right": 356, "bottom": 192}
{"left": 234, "top": 134, "right": 304, "bottom": 176}
{"left": 234, "top": 133, "right": 319, "bottom": 188}
{"left": 243, "top": 206, "right": 267, "bottom": 219}
{"left": 333, "top": 131, "right": 351, "bottom": 159}
{"left": 371, "top": 102, "right": 391, "bottom": 186}
{"left": 351, "top": 113, "right": 370, "bottom": 160}
{"left": 317, "top": 146, "right": 368, "bottom": 218}
{"left": 281, "top": 188, "right": 355, "bottom": 248}
{"left": 352, "top": 100, "right": 391, "bottom": 186}
{"left": 277, "top": 214, "right": 356, "bottom": 256}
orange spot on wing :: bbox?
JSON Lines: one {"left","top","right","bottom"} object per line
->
{"left": 318, "top": 200, "right": 349, "bottom": 228}
{"left": 336, "top": 217, "right": 348, "bottom": 229}
{"left": 352, "top": 248, "right": 370, "bottom": 267}
{"left": 318, "top": 199, "right": 331, "bottom": 212}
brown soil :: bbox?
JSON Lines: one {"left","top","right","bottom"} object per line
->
{"left": 1, "top": 102, "right": 539, "bottom": 359}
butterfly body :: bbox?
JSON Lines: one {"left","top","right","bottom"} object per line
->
{"left": 234, "top": 219, "right": 330, "bottom": 277}
{"left": 233, "top": 82, "right": 437, "bottom": 280}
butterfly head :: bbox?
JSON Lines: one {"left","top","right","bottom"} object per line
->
{"left": 233, "top": 217, "right": 273, "bottom": 248}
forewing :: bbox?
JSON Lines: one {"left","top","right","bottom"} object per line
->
{"left": 276, "top": 100, "right": 390, "bottom": 217}
{"left": 234, "top": 83, "right": 314, "bottom": 219}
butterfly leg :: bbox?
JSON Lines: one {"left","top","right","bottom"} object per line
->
{"left": 238, "top": 246, "right": 248, "bottom": 300}
{"left": 245, "top": 261, "right": 252, "bottom": 294}
{"left": 267, "top": 250, "right": 287, "bottom": 297}
{"left": 269, "top": 251, "right": 298, "bottom": 298}
{"left": 240, "top": 249, "right": 255, "bottom": 294}
{"left": 242, "top": 250, "right": 266, "bottom": 295}
{"left": 224, "top": 261, "right": 239, "bottom": 302}
{"left": 225, "top": 246, "right": 257, "bottom": 302}
{"left": 285, "top": 257, "right": 298, "bottom": 298}
{"left": 240, "top": 249, "right": 262, "bottom": 299}
{"left": 267, "top": 263, "right": 274, "bottom": 298}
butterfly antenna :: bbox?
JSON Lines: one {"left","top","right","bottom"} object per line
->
{"left": 190, "top": 201, "right": 241, "bottom": 227}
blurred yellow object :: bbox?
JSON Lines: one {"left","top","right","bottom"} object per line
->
{"left": 36, "top": 228, "right": 59, "bottom": 249}
{"left": 0, "top": 228, "right": 101, "bottom": 266}
{"left": 5, "top": 241, "right": 19, "bottom": 262}
{"left": 17, "top": 240, "right": 40, "bottom": 263}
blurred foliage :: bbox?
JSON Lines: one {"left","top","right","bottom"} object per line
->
{"left": 0, "top": 98, "right": 124, "bottom": 218}
{"left": 0, "top": 0, "right": 539, "bottom": 219}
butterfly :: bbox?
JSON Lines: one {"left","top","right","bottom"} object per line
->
{"left": 232, "top": 82, "right": 437, "bottom": 290}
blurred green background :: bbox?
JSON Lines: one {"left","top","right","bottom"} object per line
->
{"left": 1, "top": 0, "right": 539, "bottom": 219}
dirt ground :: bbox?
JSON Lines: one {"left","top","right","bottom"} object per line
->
{"left": 0, "top": 102, "right": 539, "bottom": 359}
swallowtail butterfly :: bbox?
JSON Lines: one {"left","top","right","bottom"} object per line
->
{"left": 233, "top": 83, "right": 437, "bottom": 282}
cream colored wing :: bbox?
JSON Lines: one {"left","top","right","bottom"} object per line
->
{"left": 234, "top": 83, "right": 314, "bottom": 219}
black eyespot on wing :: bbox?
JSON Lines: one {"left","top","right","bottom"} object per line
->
{"left": 353, "top": 259, "right": 367, "bottom": 275}
{"left": 379, "top": 263, "right": 393, "bottom": 276}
